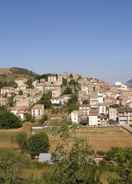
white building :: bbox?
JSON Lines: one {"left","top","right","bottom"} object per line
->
{"left": 1, "top": 87, "right": 15, "bottom": 97}
{"left": 48, "top": 75, "right": 58, "bottom": 83}
{"left": 51, "top": 98, "right": 62, "bottom": 105}
{"left": 99, "top": 105, "right": 107, "bottom": 115}
{"left": 89, "top": 109, "right": 99, "bottom": 126}
{"left": 31, "top": 104, "right": 45, "bottom": 119}
{"left": 90, "top": 96, "right": 98, "bottom": 107}
{"left": 38, "top": 153, "right": 52, "bottom": 164}
{"left": 71, "top": 111, "right": 79, "bottom": 124}
{"left": 109, "top": 105, "right": 118, "bottom": 121}
{"left": 97, "top": 93, "right": 104, "bottom": 104}
{"left": 79, "top": 105, "right": 90, "bottom": 116}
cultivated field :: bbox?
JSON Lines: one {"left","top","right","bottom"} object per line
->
{"left": 0, "top": 124, "right": 132, "bottom": 152}
{"left": 74, "top": 127, "right": 132, "bottom": 151}
{"left": 49, "top": 127, "right": 132, "bottom": 151}
{"left": 0, "top": 123, "right": 32, "bottom": 149}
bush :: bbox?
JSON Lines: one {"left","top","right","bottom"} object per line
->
{"left": 27, "top": 132, "right": 49, "bottom": 158}
{"left": 0, "top": 111, "right": 22, "bottom": 129}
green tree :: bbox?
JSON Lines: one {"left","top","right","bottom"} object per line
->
{"left": 0, "top": 111, "right": 22, "bottom": 129}
{"left": 0, "top": 149, "right": 30, "bottom": 184}
{"left": 27, "top": 132, "right": 49, "bottom": 158}
{"left": 104, "top": 148, "right": 132, "bottom": 184}
{"left": 45, "top": 140, "right": 101, "bottom": 184}
{"left": 39, "top": 92, "right": 52, "bottom": 109}
{"left": 66, "top": 94, "right": 79, "bottom": 113}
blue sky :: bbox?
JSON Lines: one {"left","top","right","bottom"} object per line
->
{"left": 0, "top": 0, "right": 132, "bottom": 83}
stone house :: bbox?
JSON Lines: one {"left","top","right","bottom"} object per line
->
{"left": 90, "top": 95, "right": 98, "bottom": 108}
{"left": 15, "top": 95, "right": 30, "bottom": 108}
{"left": 108, "top": 105, "right": 118, "bottom": 122}
{"left": 31, "top": 104, "right": 45, "bottom": 120}
{"left": 118, "top": 107, "right": 132, "bottom": 125}
{"left": 79, "top": 105, "right": 90, "bottom": 116}
{"left": 88, "top": 109, "right": 99, "bottom": 126}
{"left": 99, "top": 105, "right": 107, "bottom": 115}
{"left": 0, "top": 87, "right": 15, "bottom": 97}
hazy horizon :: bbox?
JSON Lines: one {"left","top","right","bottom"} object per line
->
{"left": 0, "top": 0, "right": 132, "bottom": 83}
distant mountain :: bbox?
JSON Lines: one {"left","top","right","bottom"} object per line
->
{"left": 126, "top": 79, "right": 132, "bottom": 88}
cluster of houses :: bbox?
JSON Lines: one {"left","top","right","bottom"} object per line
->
{"left": 0, "top": 74, "right": 71, "bottom": 121}
{"left": 71, "top": 80, "right": 132, "bottom": 126}
{"left": 0, "top": 73, "right": 132, "bottom": 127}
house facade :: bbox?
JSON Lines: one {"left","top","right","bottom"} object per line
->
{"left": 31, "top": 104, "right": 45, "bottom": 119}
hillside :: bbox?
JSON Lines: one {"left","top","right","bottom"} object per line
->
{"left": 126, "top": 79, "right": 132, "bottom": 88}
{"left": 0, "top": 67, "right": 38, "bottom": 88}
{"left": 0, "top": 67, "right": 38, "bottom": 79}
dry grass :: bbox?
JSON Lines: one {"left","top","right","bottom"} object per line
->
{"left": 49, "top": 127, "right": 132, "bottom": 152}
{"left": 0, "top": 123, "right": 32, "bottom": 149}
{"left": 0, "top": 124, "right": 131, "bottom": 152}
{"left": 73, "top": 127, "right": 132, "bottom": 151}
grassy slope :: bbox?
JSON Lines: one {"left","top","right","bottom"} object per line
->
{"left": 0, "top": 123, "right": 32, "bottom": 149}
{"left": 0, "top": 67, "right": 38, "bottom": 80}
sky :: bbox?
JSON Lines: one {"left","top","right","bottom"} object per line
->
{"left": 0, "top": 0, "right": 132, "bottom": 83}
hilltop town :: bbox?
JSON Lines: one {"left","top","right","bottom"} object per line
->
{"left": 0, "top": 67, "right": 132, "bottom": 129}
{"left": 1, "top": 69, "right": 132, "bottom": 183}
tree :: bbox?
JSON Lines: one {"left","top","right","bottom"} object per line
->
{"left": 39, "top": 92, "right": 52, "bottom": 109}
{"left": 0, "top": 111, "right": 22, "bottom": 129}
{"left": 66, "top": 94, "right": 79, "bottom": 113}
{"left": 0, "top": 149, "right": 30, "bottom": 184}
{"left": 18, "top": 90, "right": 23, "bottom": 96}
{"left": 104, "top": 147, "right": 132, "bottom": 184}
{"left": 45, "top": 140, "right": 101, "bottom": 184}
{"left": 27, "top": 132, "right": 49, "bottom": 158}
